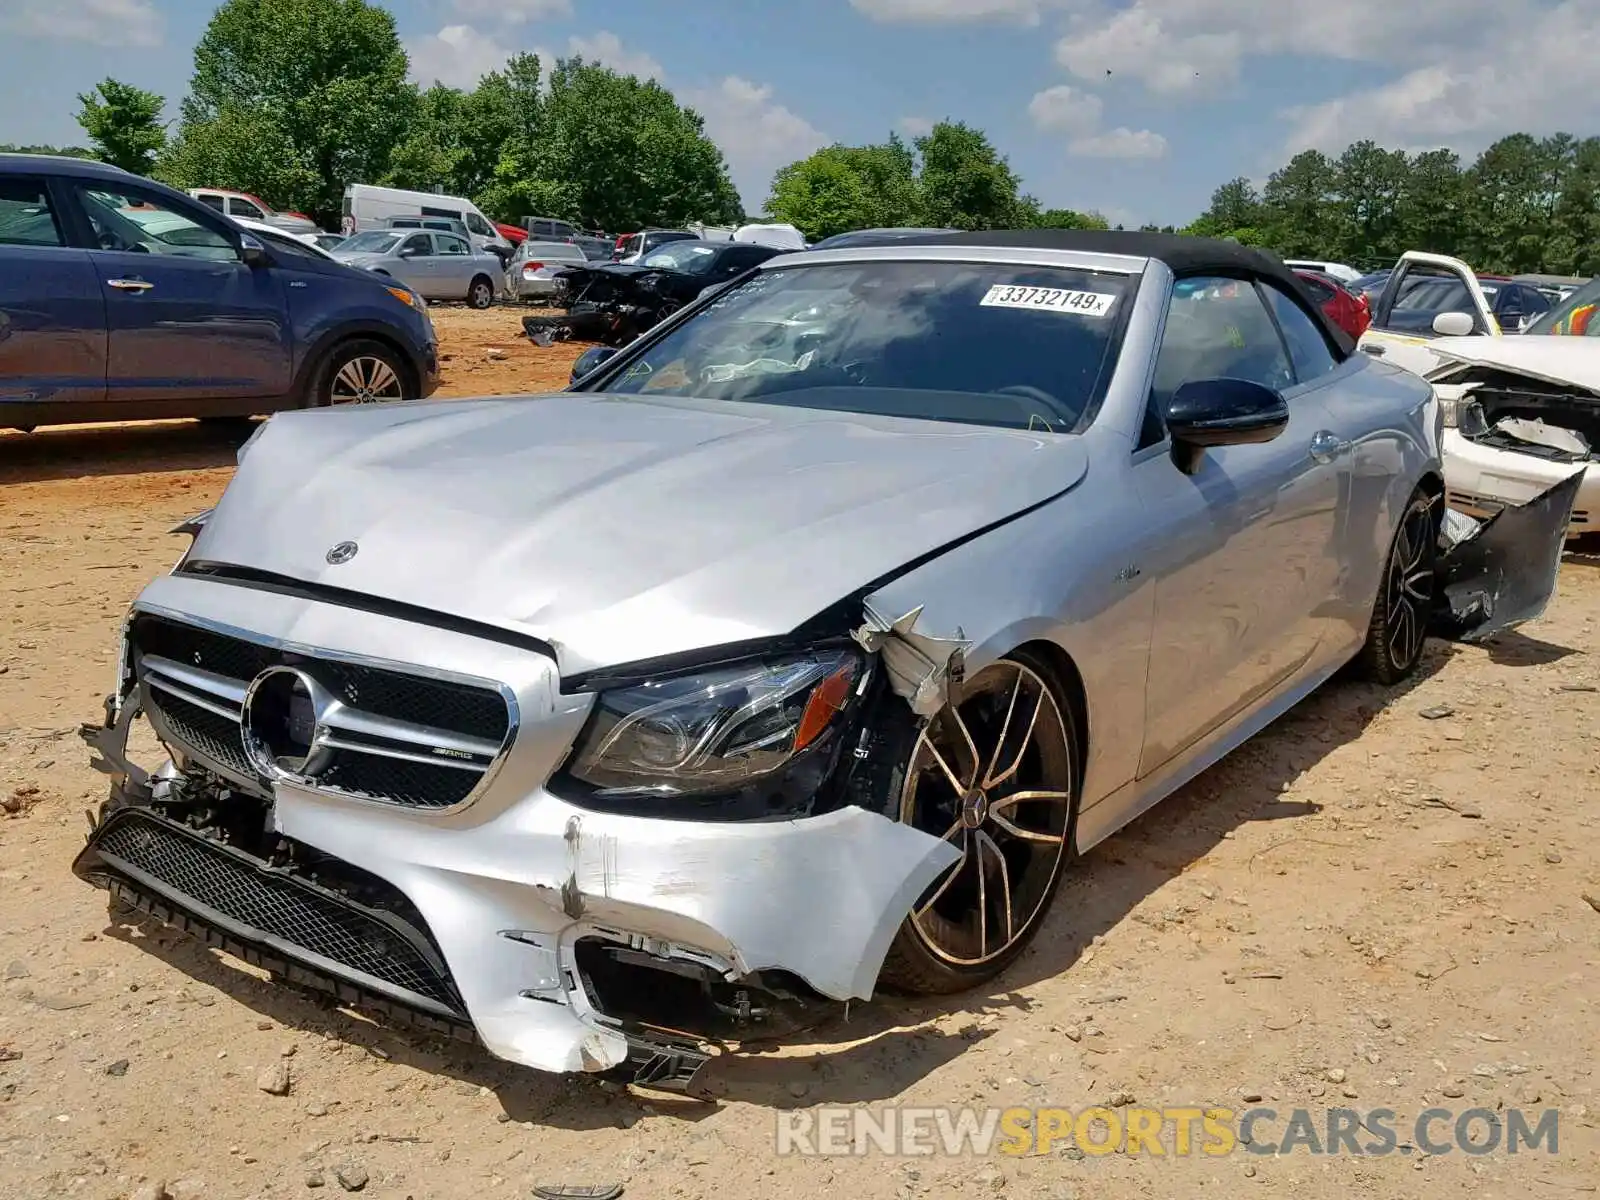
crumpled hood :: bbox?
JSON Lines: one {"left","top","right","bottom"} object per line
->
{"left": 1426, "top": 336, "right": 1600, "bottom": 395}
{"left": 193, "top": 394, "right": 1089, "bottom": 673}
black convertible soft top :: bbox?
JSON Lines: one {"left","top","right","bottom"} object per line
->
{"left": 879, "top": 228, "right": 1354, "bottom": 358}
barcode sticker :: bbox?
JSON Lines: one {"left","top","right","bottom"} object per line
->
{"left": 979, "top": 284, "right": 1117, "bottom": 317}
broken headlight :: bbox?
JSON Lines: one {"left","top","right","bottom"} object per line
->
{"left": 568, "top": 650, "right": 863, "bottom": 797}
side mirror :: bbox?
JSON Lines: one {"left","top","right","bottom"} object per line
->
{"left": 239, "top": 234, "right": 270, "bottom": 268}
{"left": 398, "top": 246, "right": 418, "bottom": 258}
{"left": 1432, "top": 311, "right": 1475, "bottom": 337}
{"left": 569, "top": 345, "right": 617, "bottom": 386}
{"left": 1166, "top": 378, "right": 1289, "bottom": 474}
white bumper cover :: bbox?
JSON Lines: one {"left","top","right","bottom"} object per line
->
{"left": 1442, "top": 427, "right": 1596, "bottom": 532}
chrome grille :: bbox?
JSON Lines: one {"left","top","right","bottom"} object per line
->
{"left": 131, "top": 614, "right": 512, "bottom": 811}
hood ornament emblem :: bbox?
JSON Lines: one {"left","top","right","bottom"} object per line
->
{"left": 325, "top": 540, "right": 358, "bottom": 565}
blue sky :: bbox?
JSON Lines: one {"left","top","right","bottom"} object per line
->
{"left": 1, "top": 0, "right": 1593, "bottom": 227}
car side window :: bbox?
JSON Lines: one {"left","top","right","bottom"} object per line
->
{"left": 1261, "top": 282, "right": 1338, "bottom": 383}
{"left": 400, "top": 233, "right": 432, "bottom": 257}
{"left": 228, "top": 197, "right": 266, "bottom": 220}
{"left": 77, "top": 185, "right": 238, "bottom": 262}
{"left": 1144, "top": 276, "right": 1294, "bottom": 447}
{"left": 436, "top": 234, "right": 468, "bottom": 256}
{"left": 0, "top": 177, "right": 66, "bottom": 246}
{"left": 196, "top": 193, "right": 226, "bottom": 212}
{"left": 464, "top": 212, "right": 492, "bottom": 237}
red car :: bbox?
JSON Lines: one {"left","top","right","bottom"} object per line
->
{"left": 496, "top": 222, "right": 528, "bottom": 246}
{"left": 1295, "top": 268, "right": 1370, "bottom": 341}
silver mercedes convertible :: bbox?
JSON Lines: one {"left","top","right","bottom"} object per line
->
{"left": 75, "top": 231, "right": 1577, "bottom": 1090}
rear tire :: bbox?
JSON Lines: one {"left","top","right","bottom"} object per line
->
{"left": 310, "top": 339, "right": 411, "bottom": 408}
{"left": 878, "top": 647, "right": 1080, "bottom": 995}
{"left": 1352, "top": 487, "right": 1438, "bottom": 684}
{"left": 467, "top": 276, "right": 496, "bottom": 309}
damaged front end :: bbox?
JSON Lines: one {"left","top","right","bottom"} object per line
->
{"left": 521, "top": 265, "right": 682, "bottom": 349}
{"left": 1433, "top": 471, "right": 1582, "bottom": 641}
{"left": 1430, "top": 358, "right": 1600, "bottom": 533}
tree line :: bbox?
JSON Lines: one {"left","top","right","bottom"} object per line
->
{"left": 1188, "top": 135, "right": 1600, "bottom": 277}
{"left": 4, "top": 0, "right": 1595, "bottom": 274}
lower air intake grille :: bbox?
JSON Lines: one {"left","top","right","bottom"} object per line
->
{"left": 85, "top": 810, "right": 464, "bottom": 1016}
{"left": 154, "top": 690, "right": 252, "bottom": 778}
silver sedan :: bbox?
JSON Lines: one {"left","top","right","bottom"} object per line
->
{"left": 333, "top": 229, "right": 502, "bottom": 308}
{"left": 76, "top": 232, "right": 1576, "bottom": 1091}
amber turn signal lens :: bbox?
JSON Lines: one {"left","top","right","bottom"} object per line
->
{"left": 794, "top": 661, "right": 858, "bottom": 751}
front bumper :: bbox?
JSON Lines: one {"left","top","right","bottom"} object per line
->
{"left": 1443, "top": 427, "right": 1595, "bottom": 532}
{"left": 78, "top": 572, "right": 958, "bottom": 1080}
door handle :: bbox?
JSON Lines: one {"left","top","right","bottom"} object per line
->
{"left": 107, "top": 278, "right": 154, "bottom": 292}
{"left": 1360, "top": 343, "right": 1385, "bottom": 356}
{"left": 1309, "top": 430, "right": 1351, "bottom": 463}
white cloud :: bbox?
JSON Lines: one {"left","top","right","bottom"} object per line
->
{"left": 850, "top": 0, "right": 1060, "bottom": 23}
{"left": 1070, "top": 127, "right": 1168, "bottom": 159}
{"left": 566, "top": 30, "right": 665, "bottom": 81}
{"left": 1027, "top": 85, "right": 1103, "bottom": 137}
{"left": 1281, "top": 1, "right": 1600, "bottom": 155}
{"left": 1055, "top": 8, "right": 1240, "bottom": 95}
{"left": 683, "top": 76, "right": 829, "bottom": 212}
{"left": 449, "top": 0, "right": 571, "bottom": 23}
{"left": 0, "top": 0, "right": 161, "bottom": 46}
{"left": 898, "top": 116, "right": 936, "bottom": 137}
{"left": 407, "top": 24, "right": 519, "bottom": 89}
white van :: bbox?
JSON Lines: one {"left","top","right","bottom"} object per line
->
{"left": 343, "top": 183, "right": 512, "bottom": 263}
{"left": 733, "top": 222, "right": 806, "bottom": 250}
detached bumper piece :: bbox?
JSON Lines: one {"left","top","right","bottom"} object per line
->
{"left": 1434, "top": 470, "right": 1583, "bottom": 642}
{"left": 72, "top": 807, "right": 473, "bottom": 1040}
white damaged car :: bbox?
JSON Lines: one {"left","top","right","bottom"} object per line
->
{"left": 1359, "top": 254, "right": 1597, "bottom": 534}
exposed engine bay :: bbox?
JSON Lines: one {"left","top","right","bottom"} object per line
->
{"left": 1432, "top": 362, "right": 1600, "bottom": 464}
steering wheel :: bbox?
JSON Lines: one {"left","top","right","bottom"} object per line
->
{"left": 995, "top": 384, "right": 1075, "bottom": 426}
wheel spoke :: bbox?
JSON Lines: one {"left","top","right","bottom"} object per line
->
{"left": 984, "top": 689, "right": 1042, "bottom": 790}
{"left": 976, "top": 829, "right": 1014, "bottom": 947}
{"left": 947, "top": 707, "right": 982, "bottom": 787}
{"left": 334, "top": 361, "right": 364, "bottom": 395}
{"left": 368, "top": 360, "right": 398, "bottom": 396}
{"left": 989, "top": 809, "right": 1066, "bottom": 844}
{"left": 914, "top": 831, "right": 968, "bottom": 917}
{"left": 975, "top": 833, "right": 988, "bottom": 958}
{"left": 989, "top": 788, "right": 1070, "bottom": 811}
{"left": 982, "top": 663, "right": 1025, "bottom": 787}
{"left": 922, "top": 735, "right": 969, "bottom": 795}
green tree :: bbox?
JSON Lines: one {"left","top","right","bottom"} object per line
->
{"left": 767, "top": 137, "right": 921, "bottom": 240}
{"left": 1185, "top": 176, "right": 1264, "bottom": 241}
{"left": 487, "top": 57, "right": 740, "bottom": 230}
{"left": 0, "top": 143, "right": 94, "bottom": 159}
{"left": 75, "top": 79, "right": 167, "bottom": 175}
{"left": 1460, "top": 133, "right": 1549, "bottom": 272}
{"left": 160, "top": 0, "right": 415, "bottom": 226}
{"left": 1031, "top": 207, "right": 1109, "bottom": 229}
{"left": 1332, "top": 139, "right": 1409, "bottom": 263}
{"left": 1259, "top": 150, "right": 1341, "bottom": 257}
{"left": 1547, "top": 137, "right": 1600, "bottom": 276}
{"left": 1393, "top": 148, "right": 1466, "bottom": 259}
{"left": 915, "top": 121, "right": 1028, "bottom": 229}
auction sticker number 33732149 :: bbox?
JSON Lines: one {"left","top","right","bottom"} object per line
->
{"left": 980, "top": 284, "right": 1117, "bottom": 317}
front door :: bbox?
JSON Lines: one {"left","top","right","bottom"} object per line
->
{"left": 1357, "top": 251, "right": 1498, "bottom": 377}
{"left": 0, "top": 173, "right": 107, "bottom": 415}
{"left": 68, "top": 181, "right": 291, "bottom": 405}
{"left": 1134, "top": 276, "right": 1347, "bottom": 776}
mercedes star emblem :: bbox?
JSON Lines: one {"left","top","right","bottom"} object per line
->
{"left": 241, "top": 666, "right": 335, "bottom": 782}
{"left": 325, "top": 540, "right": 359, "bottom": 565}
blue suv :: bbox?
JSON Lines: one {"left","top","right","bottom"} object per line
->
{"left": 0, "top": 155, "right": 439, "bottom": 432}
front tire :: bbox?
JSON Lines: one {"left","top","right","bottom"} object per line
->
{"left": 467, "top": 275, "right": 496, "bottom": 309}
{"left": 311, "top": 339, "right": 411, "bottom": 407}
{"left": 1352, "top": 487, "right": 1438, "bottom": 684}
{"left": 878, "top": 650, "right": 1080, "bottom": 994}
